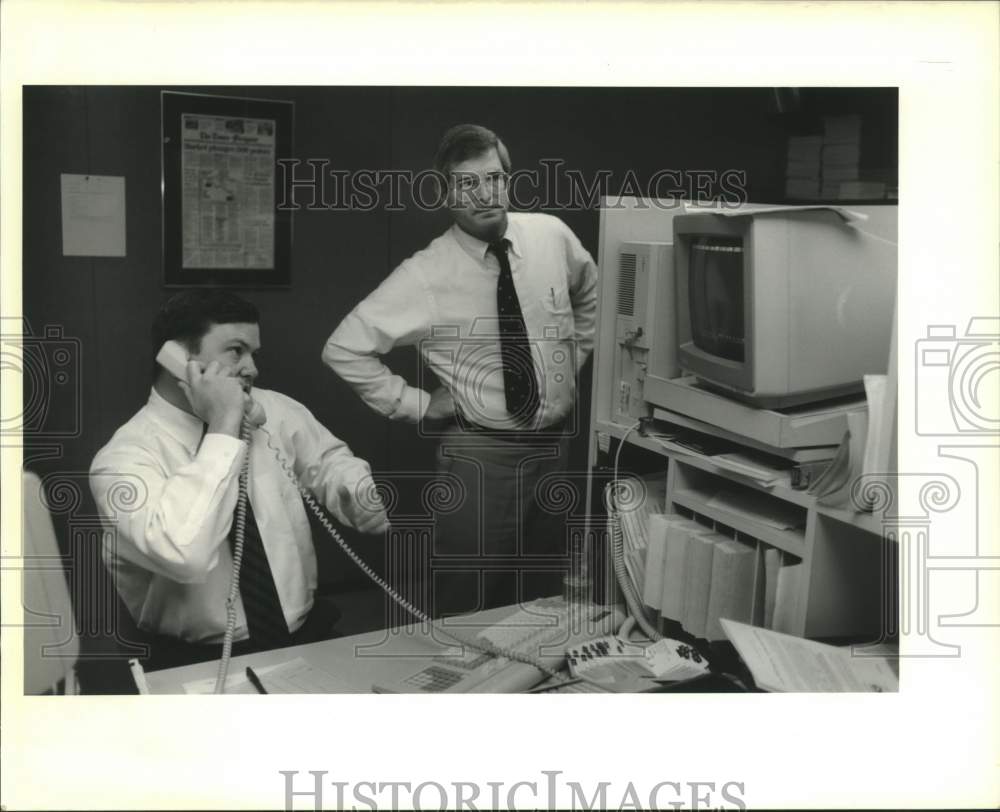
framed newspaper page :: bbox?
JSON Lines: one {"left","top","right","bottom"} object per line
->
{"left": 162, "top": 91, "right": 293, "bottom": 287}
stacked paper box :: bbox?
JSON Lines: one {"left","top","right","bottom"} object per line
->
{"left": 821, "top": 113, "right": 863, "bottom": 198}
{"left": 820, "top": 114, "right": 888, "bottom": 200}
{"left": 681, "top": 531, "right": 720, "bottom": 638}
{"left": 705, "top": 538, "right": 757, "bottom": 640}
{"left": 642, "top": 514, "right": 670, "bottom": 610}
{"left": 660, "top": 521, "right": 713, "bottom": 625}
{"left": 642, "top": 514, "right": 700, "bottom": 612}
{"left": 762, "top": 547, "right": 781, "bottom": 629}
{"left": 786, "top": 114, "right": 889, "bottom": 201}
{"left": 772, "top": 559, "right": 804, "bottom": 634}
{"left": 785, "top": 135, "right": 823, "bottom": 200}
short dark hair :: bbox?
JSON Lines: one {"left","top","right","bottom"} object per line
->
{"left": 432, "top": 124, "right": 512, "bottom": 204}
{"left": 434, "top": 124, "right": 510, "bottom": 205}
{"left": 151, "top": 289, "right": 259, "bottom": 378}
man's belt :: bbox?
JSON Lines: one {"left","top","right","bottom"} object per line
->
{"left": 451, "top": 411, "right": 571, "bottom": 443}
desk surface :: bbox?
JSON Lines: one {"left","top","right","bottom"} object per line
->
{"left": 144, "top": 604, "right": 530, "bottom": 695}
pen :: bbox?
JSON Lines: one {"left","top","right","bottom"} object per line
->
{"left": 246, "top": 666, "right": 268, "bottom": 694}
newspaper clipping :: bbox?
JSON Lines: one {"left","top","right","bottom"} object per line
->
{"left": 181, "top": 114, "right": 276, "bottom": 269}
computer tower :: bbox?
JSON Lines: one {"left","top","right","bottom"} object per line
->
{"left": 611, "top": 240, "right": 678, "bottom": 424}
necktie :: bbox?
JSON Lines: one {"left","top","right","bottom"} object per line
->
{"left": 490, "top": 239, "right": 540, "bottom": 424}
{"left": 229, "top": 496, "right": 293, "bottom": 650}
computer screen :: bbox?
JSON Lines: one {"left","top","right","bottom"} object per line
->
{"left": 688, "top": 236, "right": 745, "bottom": 365}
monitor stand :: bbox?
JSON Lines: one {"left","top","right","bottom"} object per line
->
{"left": 647, "top": 376, "right": 867, "bottom": 460}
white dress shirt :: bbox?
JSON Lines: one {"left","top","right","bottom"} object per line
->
{"left": 89, "top": 387, "right": 374, "bottom": 644}
{"left": 323, "top": 212, "right": 599, "bottom": 430}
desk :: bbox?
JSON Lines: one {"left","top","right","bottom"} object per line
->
{"left": 144, "top": 605, "right": 537, "bottom": 694}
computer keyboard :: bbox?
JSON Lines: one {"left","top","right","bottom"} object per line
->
{"left": 374, "top": 598, "right": 626, "bottom": 694}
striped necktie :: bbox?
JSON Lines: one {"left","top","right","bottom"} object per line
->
{"left": 490, "top": 239, "right": 540, "bottom": 424}
{"left": 229, "top": 484, "right": 293, "bottom": 650}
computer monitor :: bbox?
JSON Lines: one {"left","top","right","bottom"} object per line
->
{"left": 673, "top": 206, "right": 897, "bottom": 408}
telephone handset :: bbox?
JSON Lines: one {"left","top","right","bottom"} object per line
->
{"left": 154, "top": 341, "right": 604, "bottom": 694}
{"left": 155, "top": 340, "right": 266, "bottom": 427}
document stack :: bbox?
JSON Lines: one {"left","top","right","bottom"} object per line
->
{"left": 642, "top": 515, "right": 759, "bottom": 641}
{"left": 785, "top": 114, "right": 890, "bottom": 202}
{"left": 821, "top": 114, "right": 888, "bottom": 200}
{"left": 640, "top": 508, "right": 814, "bottom": 640}
{"left": 821, "top": 114, "right": 862, "bottom": 199}
{"left": 784, "top": 135, "right": 823, "bottom": 200}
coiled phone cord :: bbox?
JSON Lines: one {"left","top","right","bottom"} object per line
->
{"left": 213, "top": 417, "right": 253, "bottom": 694}
{"left": 257, "top": 425, "right": 565, "bottom": 680}
{"left": 212, "top": 419, "right": 564, "bottom": 693}
{"left": 608, "top": 421, "right": 662, "bottom": 642}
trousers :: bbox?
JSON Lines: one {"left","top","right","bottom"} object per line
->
{"left": 430, "top": 423, "right": 572, "bottom": 617}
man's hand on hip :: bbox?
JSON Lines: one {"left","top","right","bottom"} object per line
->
{"left": 423, "top": 386, "right": 456, "bottom": 422}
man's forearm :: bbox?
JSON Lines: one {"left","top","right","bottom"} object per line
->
{"left": 323, "top": 345, "right": 429, "bottom": 422}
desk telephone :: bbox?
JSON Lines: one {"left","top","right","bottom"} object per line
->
{"left": 156, "top": 340, "right": 629, "bottom": 694}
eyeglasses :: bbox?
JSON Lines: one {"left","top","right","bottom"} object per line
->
{"left": 449, "top": 170, "right": 510, "bottom": 195}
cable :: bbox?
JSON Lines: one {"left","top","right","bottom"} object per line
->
{"left": 608, "top": 420, "right": 662, "bottom": 642}
{"left": 213, "top": 416, "right": 252, "bottom": 694}
{"left": 209, "top": 420, "right": 568, "bottom": 692}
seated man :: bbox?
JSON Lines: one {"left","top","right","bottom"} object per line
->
{"left": 90, "top": 290, "right": 388, "bottom": 670}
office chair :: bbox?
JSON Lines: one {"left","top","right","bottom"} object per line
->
{"left": 22, "top": 469, "right": 80, "bottom": 694}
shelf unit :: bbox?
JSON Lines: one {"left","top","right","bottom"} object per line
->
{"left": 592, "top": 424, "right": 890, "bottom": 640}
{"left": 664, "top": 446, "right": 886, "bottom": 638}
{"left": 586, "top": 197, "right": 895, "bottom": 641}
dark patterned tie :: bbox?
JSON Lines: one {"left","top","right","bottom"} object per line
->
{"left": 490, "top": 239, "right": 540, "bottom": 424}
{"left": 229, "top": 498, "right": 293, "bottom": 650}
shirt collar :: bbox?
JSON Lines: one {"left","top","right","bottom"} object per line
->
{"left": 146, "top": 386, "right": 205, "bottom": 454}
{"left": 451, "top": 215, "right": 522, "bottom": 263}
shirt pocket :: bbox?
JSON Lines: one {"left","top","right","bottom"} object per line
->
{"left": 541, "top": 284, "right": 572, "bottom": 316}
{"left": 535, "top": 285, "right": 575, "bottom": 393}
{"left": 538, "top": 284, "right": 573, "bottom": 341}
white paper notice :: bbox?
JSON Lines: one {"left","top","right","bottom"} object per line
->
{"left": 61, "top": 174, "right": 126, "bottom": 257}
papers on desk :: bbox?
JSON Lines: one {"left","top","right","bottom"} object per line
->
{"left": 182, "top": 657, "right": 368, "bottom": 694}
{"left": 183, "top": 662, "right": 283, "bottom": 694}
{"left": 711, "top": 453, "right": 788, "bottom": 487}
{"left": 257, "top": 657, "right": 369, "bottom": 693}
{"left": 648, "top": 433, "right": 792, "bottom": 489}
{"left": 720, "top": 619, "right": 898, "bottom": 692}
{"left": 648, "top": 431, "right": 729, "bottom": 459}
{"left": 682, "top": 201, "right": 870, "bottom": 225}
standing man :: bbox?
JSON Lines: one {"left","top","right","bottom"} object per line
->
{"left": 323, "top": 124, "right": 598, "bottom": 615}
{"left": 91, "top": 290, "right": 388, "bottom": 669}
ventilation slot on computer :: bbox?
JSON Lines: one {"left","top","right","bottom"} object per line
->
{"left": 617, "top": 252, "right": 637, "bottom": 316}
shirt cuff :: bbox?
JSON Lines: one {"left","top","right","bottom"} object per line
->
{"left": 198, "top": 432, "right": 246, "bottom": 477}
{"left": 394, "top": 386, "right": 430, "bottom": 423}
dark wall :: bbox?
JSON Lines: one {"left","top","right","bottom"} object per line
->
{"left": 21, "top": 86, "right": 897, "bottom": 603}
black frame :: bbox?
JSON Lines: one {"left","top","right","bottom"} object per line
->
{"left": 161, "top": 91, "right": 293, "bottom": 287}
